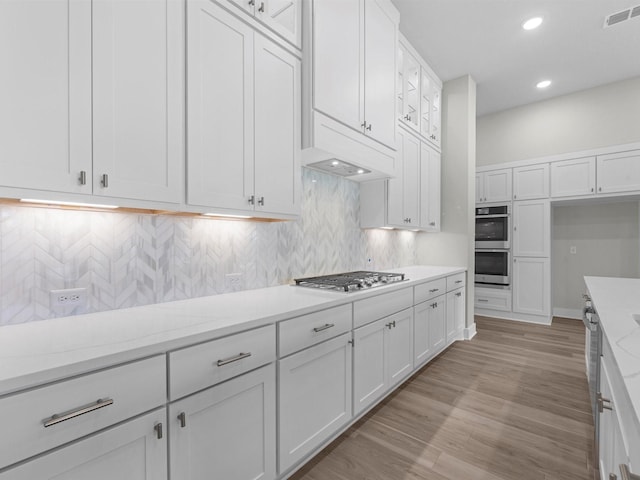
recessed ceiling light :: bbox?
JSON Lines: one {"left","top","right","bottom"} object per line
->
{"left": 331, "top": 160, "right": 340, "bottom": 166}
{"left": 536, "top": 80, "right": 552, "bottom": 89}
{"left": 522, "top": 16, "right": 543, "bottom": 30}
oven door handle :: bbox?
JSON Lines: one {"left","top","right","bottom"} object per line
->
{"left": 476, "top": 214, "right": 509, "bottom": 219}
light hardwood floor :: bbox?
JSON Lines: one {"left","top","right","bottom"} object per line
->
{"left": 290, "top": 316, "right": 595, "bottom": 480}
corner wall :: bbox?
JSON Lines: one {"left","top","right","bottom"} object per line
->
{"left": 417, "top": 75, "right": 476, "bottom": 329}
{"left": 477, "top": 75, "right": 640, "bottom": 166}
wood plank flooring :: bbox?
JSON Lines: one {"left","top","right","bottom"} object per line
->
{"left": 289, "top": 316, "right": 595, "bottom": 480}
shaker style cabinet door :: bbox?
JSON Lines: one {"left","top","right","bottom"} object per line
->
{"left": 186, "top": 0, "right": 255, "bottom": 210}
{"left": 420, "top": 142, "right": 441, "bottom": 231}
{"left": 254, "top": 35, "right": 301, "bottom": 216}
{"left": 512, "top": 199, "right": 550, "bottom": 257}
{"left": 0, "top": 0, "right": 91, "bottom": 194}
{"left": 92, "top": 0, "right": 183, "bottom": 203}
{"left": 170, "top": 364, "right": 276, "bottom": 480}
{"left": 0, "top": 410, "right": 167, "bottom": 480}
{"left": 512, "top": 256, "right": 550, "bottom": 316}
{"left": 388, "top": 129, "right": 420, "bottom": 227}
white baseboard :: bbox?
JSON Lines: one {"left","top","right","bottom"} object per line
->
{"left": 552, "top": 307, "right": 582, "bottom": 320}
{"left": 464, "top": 323, "right": 477, "bottom": 340}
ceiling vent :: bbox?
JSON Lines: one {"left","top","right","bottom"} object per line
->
{"left": 604, "top": 5, "right": 640, "bottom": 27}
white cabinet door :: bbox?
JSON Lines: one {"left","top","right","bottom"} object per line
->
{"left": 388, "top": 129, "right": 420, "bottom": 227}
{"left": 92, "top": 0, "right": 182, "bottom": 203}
{"left": 420, "top": 142, "right": 441, "bottom": 231}
{"left": 475, "top": 173, "right": 485, "bottom": 203}
{"left": 513, "top": 163, "right": 549, "bottom": 200}
{"left": 353, "top": 317, "right": 387, "bottom": 415}
{"left": 512, "top": 257, "right": 550, "bottom": 316}
{"left": 312, "top": 0, "right": 361, "bottom": 133}
{"left": 446, "top": 288, "right": 465, "bottom": 344}
{"left": 170, "top": 364, "right": 276, "bottom": 480}
{"left": 478, "top": 168, "right": 512, "bottom": 203}
{"left": 259, "top": 0, "right": 302, "bottom": 48}
{"left": 187, "top": 0, "right": 254, "bottom": 210}
{"left": 597, "top": 150, "right": 640, "bottom": 194}
{"left": 513, "top": 200, "right": 550, "bottom": 257}
{"left": 254, "top": 35, "right": 301, "bottom": 216}
{"left": 423, "top": 73, "right": 441, "bottom": 148}
{"left": 0, "top": 410, "right": 166, "bottom": 480}
{"left": 0, "top": 0, "right": 92, "bottom": 194}
{"left": 386, "top": 309, "right": 414, "bottom": 388}
{"left": 413, "top": 296, "right": 446, "bottom": 368}
{"left": 279, "top": 333, "right": 352, "bottom": 474}
{"left": 363, "top": 0, "right": 397, "bottom": 148}
{"left": 550, "top": 157, "right": 596, "bottom": 198}
{"left": 398, "top": 43, "right": 420, "bottom": 132}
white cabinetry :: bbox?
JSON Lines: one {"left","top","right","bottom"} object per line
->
{"left": 353, "top": 308, "right": 414, "bottom": 415}
{"left": 279, "top": 333, "right": 353, "bottom": 473}
{"left": 513, "top": 200, "right": 550, "bottom": 257}
{"left": 397, "top": 41, "right": 421, "bottom": 133}
{"left": 169, "top": 364, "right": 276, "bottom": 480}
{"left": 413, "top": 296, "right": 445, "bottom": 368}
{"left": 513, "top": 163, "right": 549, "bottom": 200}
{"left": 0, "top": 0, "right": 182, "bottom": 204}
{"left": 476, "top": 169, "right": 512, "bottom": 203}
{"left": 187, "top": 0, "right": 300, "bottom": 217}
{"left": 420, "top": 142, "right": 442, "bottom": 231}
{"left": 387, "top": 128, "right": 421, "bottom": 227}
{"left": 421, "top": 69, "right": 442, "bottom": 149}
{"left": 474, "top": 287, "right": 512, "bottom": 312}
{"left": 303, "top": 0, "right": 399, "bottom": 179}
{"left": 446, "top": 288, "right": 465, "bottom": 344}
{"left": 512, "top": 256, "right": 550, "bottom": 316}
{"left": 226, "top": 0, "right": 302, "bottom": 48}
{"left": 550, "top": 157, "right": 596, "bottom": 198}
{"left": 0, "top": 409, "right": 167, "bottom": 480}
{"left": 597, "top": 150, "right": 640, "bottom": 195}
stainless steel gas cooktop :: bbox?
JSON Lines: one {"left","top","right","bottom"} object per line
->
{"left": 293, "top": 271, "right": 406, "bottom": 292}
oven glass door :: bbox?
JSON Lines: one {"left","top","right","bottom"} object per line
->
{"left": 475, "top": 216, "right": 509, "bottom": 248}
{"left": 475, "top": 250, "right": 510, "bottom": 285}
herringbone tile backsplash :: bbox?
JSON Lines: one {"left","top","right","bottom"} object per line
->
{"left": 0, "top": 169, "right": 416, "bottom": 325}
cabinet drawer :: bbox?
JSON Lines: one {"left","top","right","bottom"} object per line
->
{"left": 353, "top": 287, "right": 413, "bottom": 328}
{"left": 169, "top": 324, "right": 275, "bottom": 400}
{"left": 279, "top": 304, "right": 352, "bottom": 358}
{"left": 475, "top": 288, "right": 512, "bottom": 312}
{"left": 0, "top": 355, "right": 166, "bottom": 470}
{"left": 414, "top": 278, "right": 447, "bottom": 304}
{"left": 446, "top": 273, "right": 465, "bottom": 291}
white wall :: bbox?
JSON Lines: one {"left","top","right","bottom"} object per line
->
{"left": 417, "top": 75, "right": 476, "bottom": 328}
{"left": 552, "top": 202, "right": 640, "bottom": 317}
{"left": 477, "top": 76, "right": 640, "bottom": 166}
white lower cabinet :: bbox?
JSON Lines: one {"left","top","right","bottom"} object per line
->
{"left": 446, "top": 287, "right": 465, "bottom": 344}
{"left": 278, "top": 333, "right": 353, "bottom": 474}
{"left": 512, "top": 257, "right": 550, "bottom": 316}
{"left": 413, "top": 295, "right": 446, "bottom": 368}
{"left": 169, "top": 364, "right": 276, "bottom": 480}
{"left": 353, "top": 308, "right": 414, "bottom": 415}
{"left": 0, "top": 409, "right": 167, "bottom": 480}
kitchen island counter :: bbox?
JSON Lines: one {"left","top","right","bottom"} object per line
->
{"left": 0, "top": 265, "right": 465, "bottom": 396}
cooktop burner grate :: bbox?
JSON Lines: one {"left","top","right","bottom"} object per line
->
{"left": 294, "top": 271, "right": 406, "bottom": 292}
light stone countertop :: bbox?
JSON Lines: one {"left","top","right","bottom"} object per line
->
{"left": 0, "top": 265, "right": 465, "bottom": 397}
{"left": 584, "top": 276, "right": 640, "bottom": 433}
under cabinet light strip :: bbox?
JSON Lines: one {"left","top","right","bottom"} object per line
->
{"left": 20, "top": 199, "right": 119, "bottom": 209}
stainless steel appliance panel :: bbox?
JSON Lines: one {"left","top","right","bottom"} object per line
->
{"left": 475, "top": 205, "right": 510, "bottom": 249}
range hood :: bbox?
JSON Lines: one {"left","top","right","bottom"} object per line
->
{"left": 305, "top": 159, "right": 371, "bottom": 178}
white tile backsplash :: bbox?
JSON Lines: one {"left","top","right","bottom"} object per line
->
{"left": 0, "top": 169, "right": 416, "bottom": 325}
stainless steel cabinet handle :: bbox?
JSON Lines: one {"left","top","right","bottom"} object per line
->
{"left": 258, "top": 1, "right": 265, "bottom": 12}
{"left": 591, "top": 188, "right": 594, "bottom": 192}
{"left": 248, "top": 195, "right": 255, "bottom": 205}
{"left": 385, "top": 321, "right": 396, "bottom": 329}
{"left": 216, "top": 352, "right": 252, "bottom": 366}
{"left": 79, "top": 170, "right": 87, "bottom": 185}
{"left": 361, "top": 121, "right": 367, "bottom": 129}
{"left": 455, "top": 292, "right": 462, "bottom": 297}
{"left": 313, "top": 323, "right": 335, "bottom": 333}
{"left": 258, "top": 196, "right": 265, "bottom": 206}
{"left": 597, "top": 392, "right": 612, "bottom": 412}
{"left": 455, "top": 280, "right": 463, "bottom": 284}
{"left": 100, "top": 174, "right": 109, "bottom": 188}
{"left": 478, "top": 298, "right": 489, "bottom": 303}
{"left": 154, "top": 423, "right": 163, "bottom": 439}
{"left": 177, "top": 412, "right": 186, "bottom": 428}
{"left": 429, "top": 288, "right": 439, "bottom": 293}
{"left": 249, "top": 0, "right": 254, "bottom": 5}
{"left": 431, "top": 302, "right": 438, "bottom": 308}
{"left": 366, "top": 124, "right": 372, "bottom": 131}
{"left": 429, "top": 222, "right": 436, "bottom": 226}
{"left": 620, "top": 464, "right": 640, "bottom": 480}
{"left": 44, "top": 398, "right": 114, "bottom": 428}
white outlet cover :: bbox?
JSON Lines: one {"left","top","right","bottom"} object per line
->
{"left": 50, "top": 287, "right": 88, "bottom": 308}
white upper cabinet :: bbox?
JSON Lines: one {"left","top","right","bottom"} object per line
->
{"left": 0, "top": 0, "right": 91, "bottom": 194}
{"left": 420, "top": 142, "right": 441, "bottom": 231}
{"left": 92, "top": 0, "right": 182, "bottom": 203}
{"left": 313, "top": 0, "right": 397, "bottom": 149}
{"left": 476, "top": 168, "right": 512, "bottom": 203}
{"left": 550, "top": 157, "right": 596, "bottom": 198}
{"left": 512, "top": 163, "right": 549, "bottom": 200}
{"left": 397, "top": 42, "right": 420, "bottom": 132}
{"left": 0, "top": 0, "right": 182, "bottom": 204}
{"left": 597, "top": 150, "right": 640, "bottom": 195}
{"left": 187, "top": 0, "right": 300, "bottom": 217}
{"left": 422, "top": 70, "right": 441, "bottom": 149}
{"left": 387, "top": 129, "right": 420, "bottom": 227}
{"left": 226, "top": 0, "right": 302, "bottom": 49}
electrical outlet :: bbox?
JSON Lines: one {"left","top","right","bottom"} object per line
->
{"left": 225, "top": 273, "right": 244, "bottom": 291}
{"left": 50, "top": 288, "right": 88, "bottom": 308}
{"left": 570, "top": 246, "right": 577, "bottom": 254}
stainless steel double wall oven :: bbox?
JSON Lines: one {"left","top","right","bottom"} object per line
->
{"left": 475, "top": 205, "right": 510, "bottom": 288}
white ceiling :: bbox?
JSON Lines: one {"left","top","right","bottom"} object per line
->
{"left": 391, "top": 0, "right": 640, "bottom": 116}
